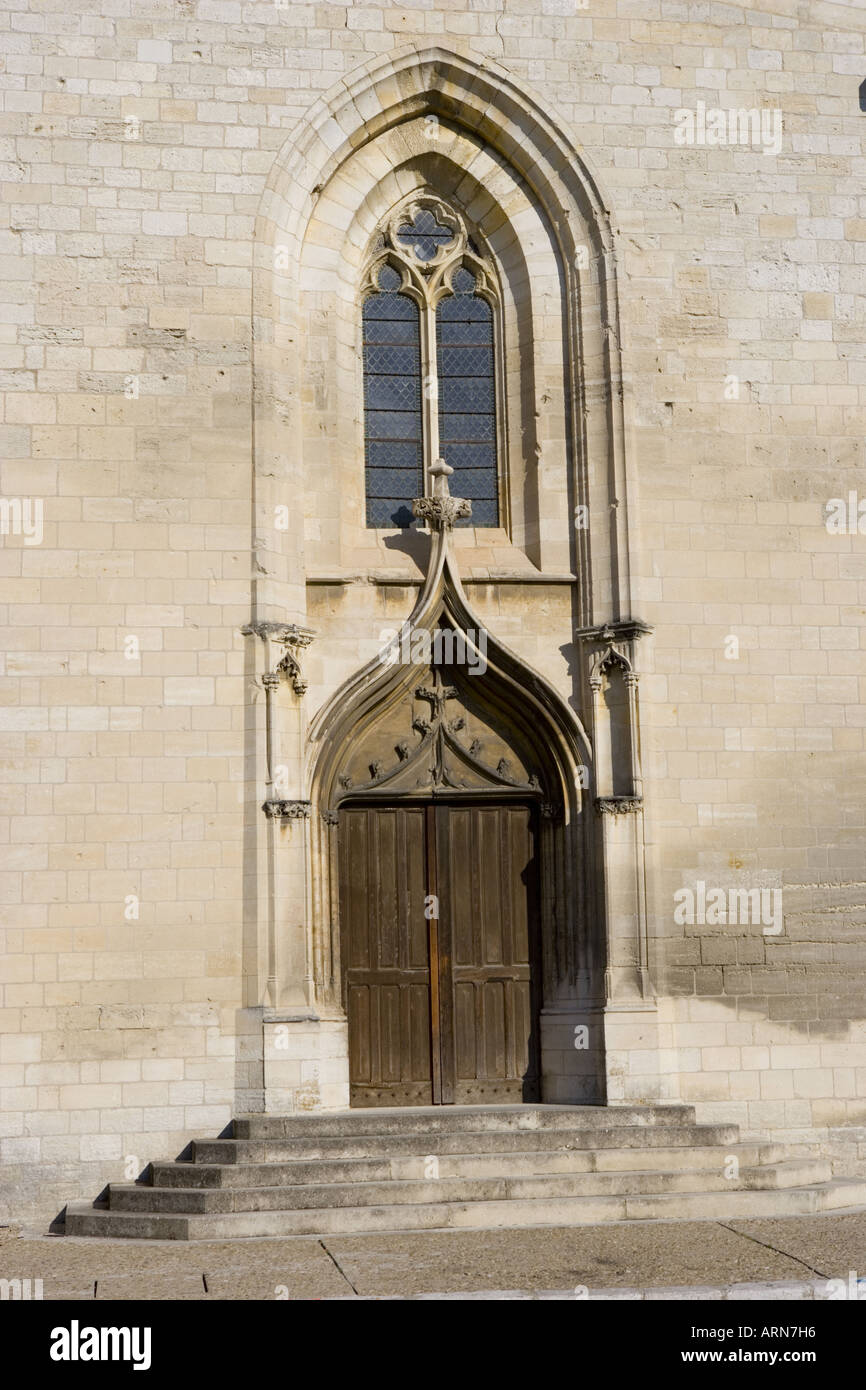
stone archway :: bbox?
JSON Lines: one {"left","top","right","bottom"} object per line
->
{"left": 245, "top": 44, "right": 659, "bottom": 1114}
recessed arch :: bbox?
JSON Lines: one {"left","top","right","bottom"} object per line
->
{"left": 246, "top": 44, "right": 648, "bottom": 1108}
{"left": 302, "top": 467, "right": 605, "bottom": 1101}
{"left": 291, "top": 128, "right": 564, "bottom": 570}
{"left": 252, "top": 41, "right": 635, "bottom": 620}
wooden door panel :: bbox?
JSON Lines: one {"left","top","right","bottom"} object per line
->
{"left": 443, "top": 804, "right": 540, "bottom": 1103}
{"left": 341, "top": 800, "right": 540, "bottom": 1106}
{"left": 341, "top": 806, "right": 432, "bottom": 1106}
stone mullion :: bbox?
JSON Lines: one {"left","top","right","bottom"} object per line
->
{"left": 421, "top": 291, "right": 440, "bottom": 494}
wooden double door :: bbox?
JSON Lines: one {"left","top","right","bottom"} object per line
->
{"left": 339, "top": 801, "right": 541, "bottom": 1106}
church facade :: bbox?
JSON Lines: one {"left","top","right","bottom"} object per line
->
{"left": 2, "top": 1, "right": 866, "bottom": 1227}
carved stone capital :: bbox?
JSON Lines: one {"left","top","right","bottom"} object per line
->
{"left": 263, "top": 799, "right": 312, "bottom": 821}
{"left": 577, "top": 618, "right": 651, "bottom": 688}
{"left": 321, "top": 809, "right": 339, "bottom": 826}
{"left": 595, "top": 796, "right": 643, "bottom": 816}
{"left": 242, "top": 621, "right": 316, "bottom": 697}
{"left": 575, "top": 619, "right": 653, "bottom": 646}
{"left": 413, "top": 494, "right": 472, "bottom": 530}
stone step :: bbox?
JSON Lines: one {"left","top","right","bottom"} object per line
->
{"left": 151, "top": 1142, "right": 791, "bottom": 1189}
{"left": 64, "top": 1178, "right": 866, "bottom": 1240}
{"left": 193, "top": 1123, "right": 741, "bottom": 1165}
{"left": 231, "top": 1104, "right": 697, "bottom": 1140}
{"left": 110, "top": 1159, "right": 832, "bottom": 1213}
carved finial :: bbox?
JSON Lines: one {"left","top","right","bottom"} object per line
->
{"left": 413, "top": 458, "right": 471, "bottom": 530}
{"left": 430, "top": 457, "right": 453, "bottom": 492}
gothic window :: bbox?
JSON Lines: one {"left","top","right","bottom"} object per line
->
{"left": 362, "top": 198, "right": 501, "bottom": 529}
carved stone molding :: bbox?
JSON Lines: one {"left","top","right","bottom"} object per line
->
{"left": 595, "top": 796, "right": 643, "bottom": 816}
{"left": 413, "top": 493, "right": 472, "bottom": 531}
{"left": 263, "top": 799, "right": 312, "bottom": 821}
{"left": 413, "top": 459, "right": 471, "bottom": 532}
{"left": 306, "top": 406, "right": 597, "bottom": 1024}
{"left": 241, "top": 621, "right": 315, "bottom": 697}
{"left": 575, "top": 619, "right": 653, "bottom": 646}
{"left": 576, "top": 618, "right": 652, "bottom": 693}
{"left": 332, "top": 667, "right": 545, "bottom": 804}
{"left": 321, "top": 809, "right": 339, "bottom": 826}
{"left": 364, "top": 193, "right": 496, "bottom": 310}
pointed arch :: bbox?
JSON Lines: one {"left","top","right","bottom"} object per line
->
{"left": 303, "top": 467, "right": 604, "bottom": 1105}
{"left": 246, "top": 45, "right": 647, "bottom": 1106}
{"left": 308, "top": 501, "right": 592, "bottom": 817}
{"left": 252, "top": 41, "right": 635, "bottom": 625}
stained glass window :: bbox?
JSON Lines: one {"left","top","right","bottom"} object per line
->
{"left": 362, "top": 263, "right": 423, "bottom": 528}
{"left": 436, "top": 267, "right": 499, "bottom": 527}
{"left": 363, "top": 205, "right": 501, "bottom": 530}
{"left": 395, "top": 208, "right": 456, "bottom": 264}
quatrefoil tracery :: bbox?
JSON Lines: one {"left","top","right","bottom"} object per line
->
{"left": 363, "top": 195, "right": 495, "bottom": 309}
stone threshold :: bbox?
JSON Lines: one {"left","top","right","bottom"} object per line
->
{"left": 324, "top": 1277, "right": 866, "bottom": 1301}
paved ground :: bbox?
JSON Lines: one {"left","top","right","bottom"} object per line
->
{"left": 2, "top": 1212, "right": 865, "bottom": 1300}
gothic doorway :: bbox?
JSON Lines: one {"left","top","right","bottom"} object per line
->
{"left": 307, "top": 462, "right": 602, "bottom": 1105}
{"left": 338, "top": 799, "right": 541, "bottom": 1107}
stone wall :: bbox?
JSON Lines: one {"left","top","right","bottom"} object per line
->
{"left": 2, "top": 0, "right": 866, "bottom": 1225}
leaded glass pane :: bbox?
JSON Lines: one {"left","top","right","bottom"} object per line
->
{"left": 447, "top": 464, "right": 497, "bottom": 500}
{"left": 363, "top": 264, "right": 423, "bottom": 528}
{"left": 367, "top": 499, "right": 417, "bottom": 528}
{"left": 438, "top": 377, "right": 496, "bottom": 412}
{"left": 439, "top": 412, "right": 496, "bottom": 443}
{"left": 363, "top": 243, "right": 502, "bottom": 531}
{"left": 366, "top": 440, "right": 420, "bottom": 470}
{"left": 450, "top": 266, "right": 476, "bottom": 293}
{"left": 438, "top": 442, "right": 496, "bottom": 471}
{"left": 395, "top": 207, "right": 456, "bottom": 263}
{"left": 366, "top": 467, "right": 421, "bottom": 498}
{"left": 466, "top": 498, "right": 499, "bottom": 526}
{"left": 437, "top": 345, "right": 494, "bottom": 375}
{"left": 363, "top": 317, "right": 418, "bottom": 345}
{"left": 436, "top": 268, "right": 499, "bottom": 527}
{"left": 376, "top": 262, "right": 403, "bottom": 291}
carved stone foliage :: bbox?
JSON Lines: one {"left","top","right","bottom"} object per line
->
{"left": 241, "top": 621, "right": 315, "bottom": 696}
{"left": 575, "top": 619, "right": 652, "bottom": 692}
{"left": 263, "top": 799, "right": 311, "bottom": 821}
{"left": 595, "top": 796, "right": 643, "bottom": 816}
{"left": 413, "top": 494, "right": 472, "bottom": 530}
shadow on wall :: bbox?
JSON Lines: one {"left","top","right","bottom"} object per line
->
{"left": 657, "top": 872, "right": 866, "bottom": 1040}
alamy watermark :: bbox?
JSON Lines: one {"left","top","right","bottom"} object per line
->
{"left": 825, "top": 493, "right": 866, "bottom": 535}
{"left": 674, "top": 879, "right": 783, "bottom": 936}
{"left": 674, "top": 101, "right": 782, "bottom": 157}
{"left": 50, "top": 1322, "right": 151, "bottom": 1370}
{"left": 0, "top": 497, "right": 43, "bottom": 545}
{"left": 378, "top": 623, "right": 488, "bottom": 676}
{"left": 1, "top": 1277, "right": 43, "bottom": 1300}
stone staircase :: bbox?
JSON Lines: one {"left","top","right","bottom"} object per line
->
{"left": 63, "top": 1104, "right": 866, "bottom": 1240}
